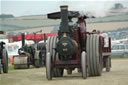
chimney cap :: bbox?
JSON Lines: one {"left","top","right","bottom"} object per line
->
{"left": 60, "top": 5, "right": 68, "bottom": 10}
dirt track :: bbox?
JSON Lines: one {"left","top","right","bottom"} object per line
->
{"left": 0, "top": 59, "right": 128, "bottom": 85}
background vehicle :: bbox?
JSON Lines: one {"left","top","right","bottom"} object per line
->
{"left": 111, "top": 44, "right": 128, "bottom": 58}
{"left": 13, "top": 33, "right": 46, "bottom": 69}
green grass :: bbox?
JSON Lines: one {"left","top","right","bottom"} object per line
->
{"left": 1, "top": 66, "right": 14, "bottom": 71}
{"left": 8, "top": 66, "right": 14, "bottom": 70}
{"left": 8, "top": 65, "right": 34, "bottom": 71}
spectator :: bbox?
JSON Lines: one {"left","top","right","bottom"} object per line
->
{"left": 101, "top": 33, "right": 109, "bottom": 47}
{"left": 92, "top": 29, "right": 96, "bottom": 32}
{"left": 92, "top": 29, "right": 97, "bottom": 34}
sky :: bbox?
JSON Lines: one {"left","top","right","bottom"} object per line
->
{"left": 0, "top": 0, "right": 128, "bottom": 17}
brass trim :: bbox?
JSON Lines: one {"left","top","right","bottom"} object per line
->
{"left": 62, "top": 42, "right": 68, "bottom": 47}
{"left": 63, "top": 33, "right": 67, "bottom": 37}
{"left": 61, "top": 6, "right": 68, "bottom": 10}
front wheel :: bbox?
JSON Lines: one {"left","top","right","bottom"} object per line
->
{"left": 81, "top": 51, "right": 87, "bottom": 79}
{"left": 86, "top": 34, "right": 102, "bottom": 76}
{"left": 46, "top": 52, "right": 52, "bottom": 80}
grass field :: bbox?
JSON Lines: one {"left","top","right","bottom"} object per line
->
{"left": 0, "top": 14, "right": 128, "bottom": 32}
{"left": 8, "top": 66, "right": 14, "bottom": 70}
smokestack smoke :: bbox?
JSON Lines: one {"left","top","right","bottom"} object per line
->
{"left": 58, "top": 0, "right": 127, "bottom": 17}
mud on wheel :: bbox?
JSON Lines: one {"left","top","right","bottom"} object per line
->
{"left": 86, "top": 34, "right": 103, "bottom": 76}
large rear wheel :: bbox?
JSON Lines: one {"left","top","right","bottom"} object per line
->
{"left": 86, "top": 34, "right": 103, "bottom": 76}
{"left": 46, "top": 36, "right": 63, "bottom": 78}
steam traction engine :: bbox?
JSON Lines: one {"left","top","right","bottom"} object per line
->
{"left": 13, "top": 33, "right": 46, "bottom": 69}
{"left": 46, "top": 6, "right": 111, "bottom": 80}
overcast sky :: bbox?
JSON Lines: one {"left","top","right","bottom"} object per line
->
{"left": 0, "top": 0, "right": 128, "bottom": 17}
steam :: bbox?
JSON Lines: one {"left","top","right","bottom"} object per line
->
{"left": 58, "top": 0, "right": 127, "bottom": 17}
{"left": 1, "top": 0, "right": 128, "bottom": 17}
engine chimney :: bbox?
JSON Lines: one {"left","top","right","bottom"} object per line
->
{"left": 60, "top": 5, "right": 69, "bottom": 33}
{"left": 21, "top": 33, "right": 25, "bottom": 48}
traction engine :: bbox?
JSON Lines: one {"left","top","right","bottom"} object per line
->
{"left": 46, "top": 5, "right": 111, "bottom": 80}
{"left": 13, "top": 33, "right": 46, "bottom": 69}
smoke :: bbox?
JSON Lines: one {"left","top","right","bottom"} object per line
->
{"left": 57, "top": 0, "right": 127, "bottom": 17}
{"left": 1, "top": 0, "right": 128, "bottom": 17}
